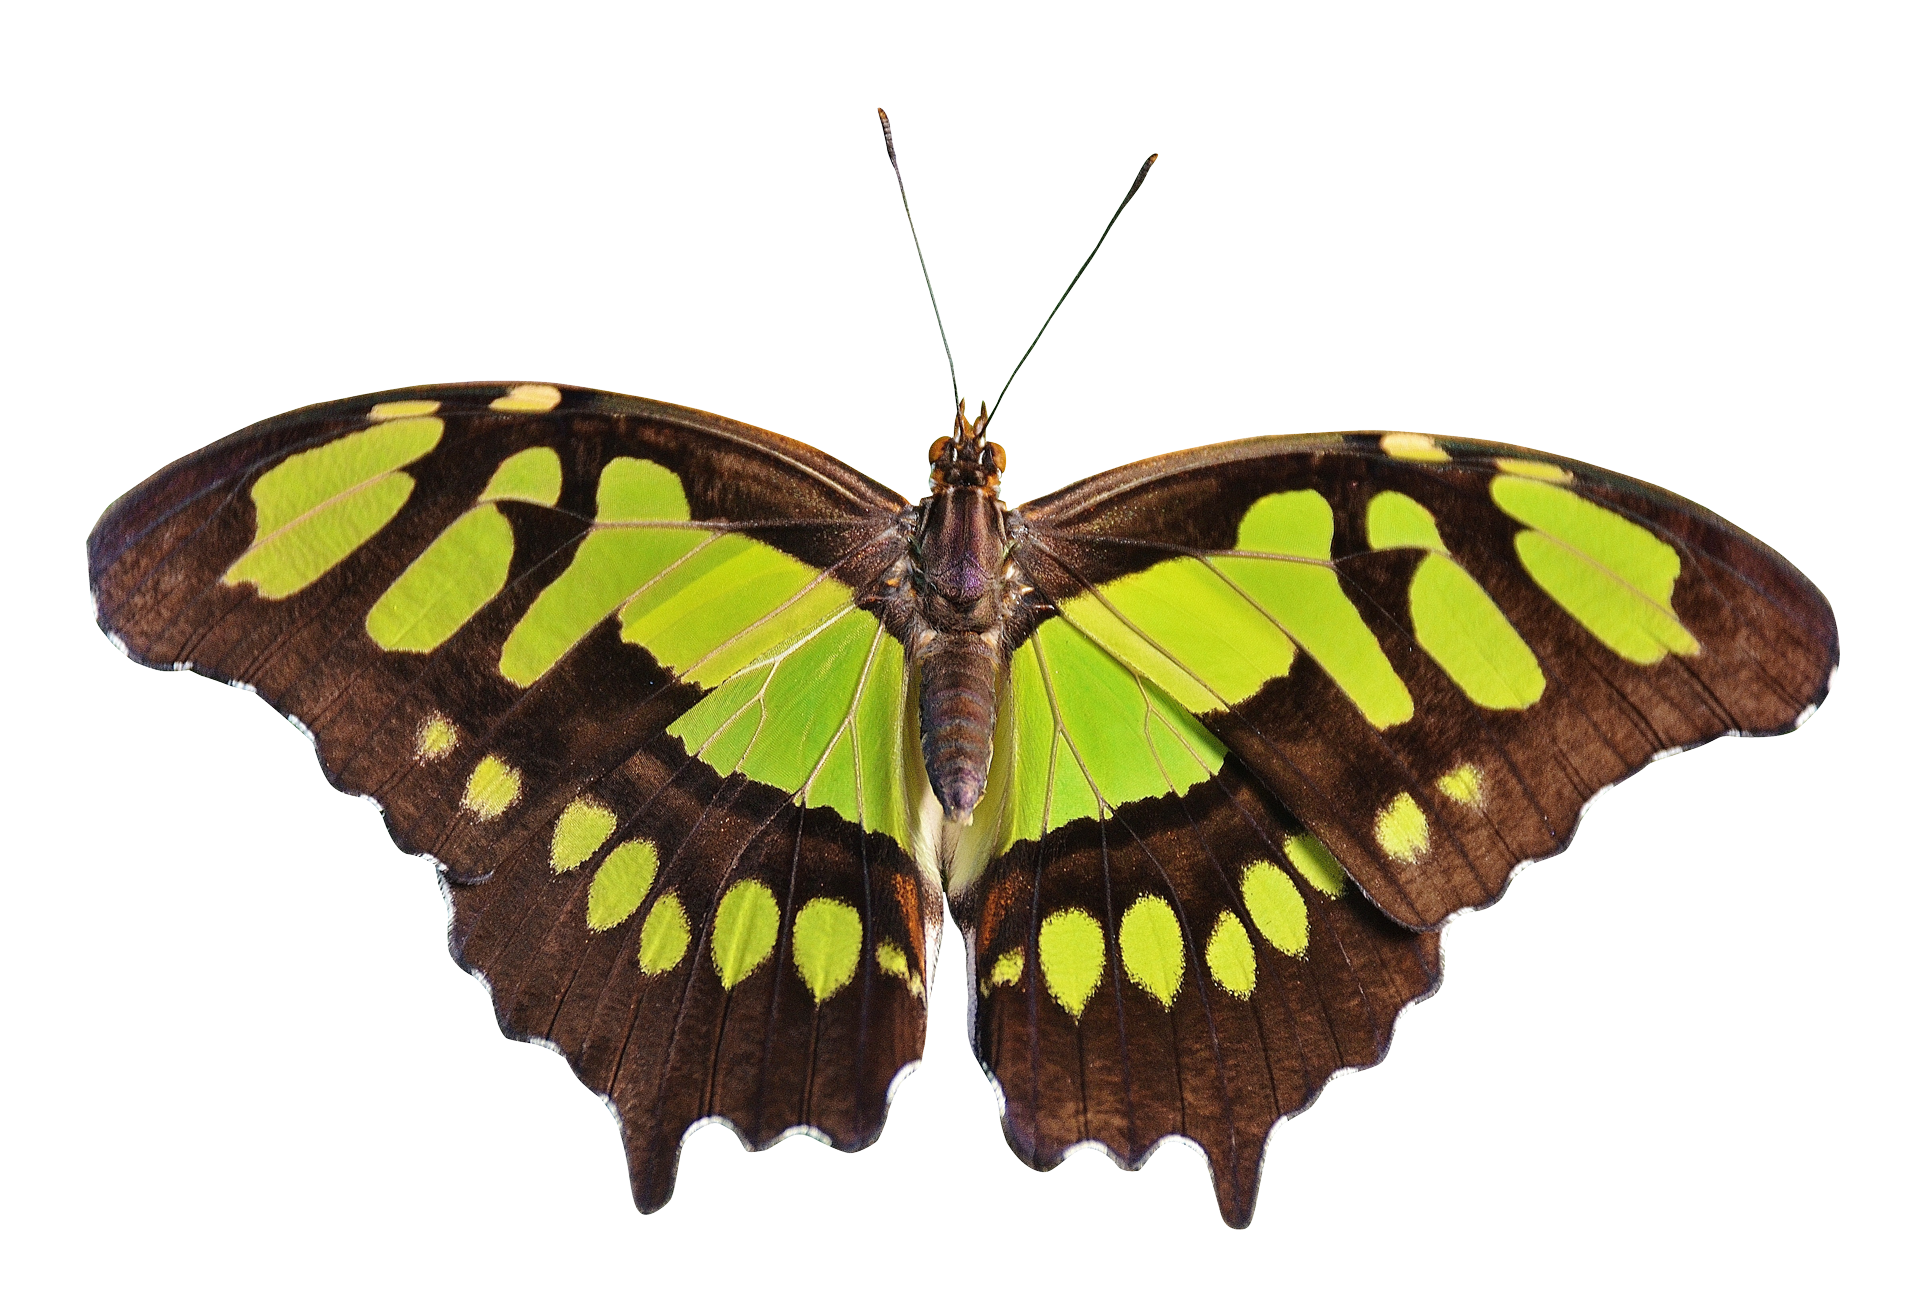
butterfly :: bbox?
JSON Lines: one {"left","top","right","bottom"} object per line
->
{"left": 86, "top": 125, "right": 1837, "bottom": 1229}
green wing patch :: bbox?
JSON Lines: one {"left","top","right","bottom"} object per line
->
{"left": 1052, "top": 489, "right": 1415, "bottom": 729}
{"left": 224, "top": 414, "right": 443, "bottom": 599}
{"left": 1216, "top": 490, "right": 1414, "bottom": 727}
{"left": 667, "top": 607, "right": 910, "bottom": 845}
{"left": 1365, "top": 489, "right": 1546, "bottom": 709}
{"left": 499, "top": 457, "right": 856, "bottom": 689}
{"left": 1007, "top": 618, "right": 1225, "bottom": 839}
{"left": 1491, "top": 473, "right": 1699, "bottom": 663}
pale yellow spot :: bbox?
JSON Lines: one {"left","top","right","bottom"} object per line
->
{"left": 415, "top": 714, "right": 457, "bottom": 761}
{"left": 550, "top": 798, "right": 618, "bottom": 873}
{"left": 1118, "top": 896, "right": 1186, "bottom": 1010}
{"left": 491, "top": 383, "right": 562, "bottom": 413}
{"left": 1241, "top": 861, "right": 1310, "bottom": 957}
{"left": 1038, "top": 908, "right": 1107, "bottom": 1019}
{"left": 791, "top": 898, "right": 863, "bottom": 1004}
{"left": 988, "top": 948, "right": 1025, "bottom": 988}
{"left": 1494, "top": 458, "right": 1571, "bottom": 483}
{"left": 1381, "top": 432, "right": 1450, "bottom": 463}
{"left": 586, "top": 839, "right": 658, "bottom": 931}
{"left": 637, "top": 893, "right": 691, "bottom": 974}
{"left": 710, "top": 880, "right": 780, "bottom": 990}
{"left": 370, "top": 399, "right": 441, "bottom": 419}
{"left": 1436, "top": 763, "right": 1485, "bottom": 808}
{"left": 1374, "top": 792, "right": 1430, "bottom": 863}
{"left": 1284, "top": 832, "right": 1348, "bottom": 898}
{"left": 876, "top": 940, "right": 923, "bottom": 999}
{"left": 1205, "top": 911, "right": 1257, "bottom": 998}
{"left": 461, "top": 755, "right": 521, "bottom": 820}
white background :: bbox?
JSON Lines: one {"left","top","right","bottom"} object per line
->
{"left": 5, "top": 3, "right": 1922, "bottom": 1301}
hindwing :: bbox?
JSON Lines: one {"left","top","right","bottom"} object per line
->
{"left": 88, "top": 382, "right": 938, "bottom": 1211}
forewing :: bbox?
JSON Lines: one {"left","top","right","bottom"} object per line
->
{"left": 1015, "top": 432, "right": 1837, "bottom": 929}
{"left": 89, "top": 382, "right": 939, "bottom": 1211}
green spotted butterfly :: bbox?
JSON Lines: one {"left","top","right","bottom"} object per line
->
{"left": 84, "top": 92, "right": 1838, "bottom": 1233}
{"left": 88, "top": 376, "right": 1836, "bottom": 1226}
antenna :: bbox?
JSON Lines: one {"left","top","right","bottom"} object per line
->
{"left": 987, "top": 153, "right": 1158, "bottom": 428}
{"left": 877, "top": 109, "right": 960, "bottom": 409}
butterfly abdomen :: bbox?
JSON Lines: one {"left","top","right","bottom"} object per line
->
{"left": 917, "top": 632, "right": 1002, "bottom": 818}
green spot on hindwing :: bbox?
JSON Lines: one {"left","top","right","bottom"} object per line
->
{"left": 711, "top": 880, "right": 780, "bottom": 989}
{"left": 415, "top": 714, "right": 457, "bottom": 761}
{"left": 461, "top": 755, "right": 521, "bottom": 820}
{"left": 1205, "top": 911, "right": 1257, "bottom": 998}
{"left": 1241, "top": 861, "right": 1309, "bottom": 957}
{"left": 1118, "top": 895, "right": 1186, "bottom": 1009}
{"left": 1436, "top": 763, "right": 1484, "bottom": 808}
{"left": 550, "top": 798, "right": 617, "bottom": 872}
{"left": 875, "top": 940, "right": 923, "bottom": 998}
{"left": 791, "top": 898, "right": 863, "bottom": 1004}
{"left": 1038, "top": 908, "right": 1106, "bottom": 1019}
{"left": 637, "top": 893, "right": 691, "bottom": 974}
{"left": 667, "top": 610, "right": 904, "bottom": 844}
{"left": 999, "top": 620, "right": 1227, "bottom": 851}
{"left": 986, "top": 947, "right": 1025, "bottom": 991}
{"left": 586, "top": 839, "right": 659, "bottom": 931}
{"left": 1283, "top": 832, "right": 1348, "bottom": 898}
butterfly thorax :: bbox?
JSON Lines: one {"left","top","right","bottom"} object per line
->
{"left": 878, "top": 403, "right": 1036, "bottom": 824}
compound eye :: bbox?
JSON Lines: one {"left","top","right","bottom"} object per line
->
{"left": 927, "top": 436, "right": 955, "bottom": 466}
{"left": 984, "top": 442, "right": 1007, "bottom": 473}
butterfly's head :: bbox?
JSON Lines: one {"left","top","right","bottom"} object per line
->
{"left": 928, "top": 399, "right": 1005, "bottom": 493}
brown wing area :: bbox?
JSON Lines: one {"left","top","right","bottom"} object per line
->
{"left": 956, "top": 758, "right": 1440, "bottom": 1228}
{"left": 1016, "top": 433, "right": 1837, "bottom": 929}
{"left": 87, "top": 382, "right": 933, "bottom": 1211}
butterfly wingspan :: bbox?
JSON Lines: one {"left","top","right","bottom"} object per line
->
{"left": 1013, "top": 431, "right": 1837, "bottom": 930}
{"left": 89, "top": 383, "right": 939, "bottom": 1209}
